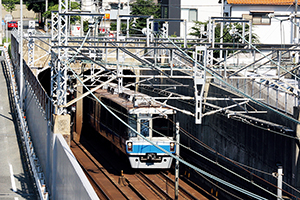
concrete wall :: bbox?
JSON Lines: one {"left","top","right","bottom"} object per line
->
{"left": 10, "top": 33, "right": 99, "bottom": 200}
{"left": 140, "top": 69, "right": 299, "bottom": 199}
{"left": 52, "top": 134, "right": 98, "bottom": 199}
{"left": 2, "top": 5, "right": 37, "bottom": 20}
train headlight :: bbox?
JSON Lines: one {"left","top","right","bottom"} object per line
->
{"left": 127, "top": 142, "right": 133, "bottom": 152}
{"left": 170, "top": 142, "right": 175, "bottom": 152}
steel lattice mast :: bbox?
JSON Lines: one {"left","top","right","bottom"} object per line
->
{"left": 51, "top": 0, "right": 69, "bottom": 115}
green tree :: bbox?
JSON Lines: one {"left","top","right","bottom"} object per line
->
{"left": 42, "top": 3, "right": 57, "bottom": 19}
{"left": 110, "top": 0, "right": 160, "bottom": 35}
{"left": 42, "top": 1, "right": 80, "bottom": 26}
{"left": 69, "top": 2, "right": 80, "bottom": 25}
{"left": 190, "top": 21, "right": 259, "bottom": 44}
{"left": 130, "top": 0, "right": 160, "bottom": 32}
{"left": 3, "top": 0, "right": 19, "bottom": 15}
{"left": 25, "top": 0, "right": 58, "bottom": 25}
{"left": 190, "top": 21, "right": 259, "bottom": 59}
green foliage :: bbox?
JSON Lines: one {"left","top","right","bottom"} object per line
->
{"left": 83, "top": 20, "right": 89, "bottom": 33}
{"left": 190, "top": 21, "right": 259, "bottom": 44}
{"left": 110, "top": 22, "right": 127, "bottom": 34}
{"left": 189, "top": 21, "right": 260, "bottom": 59}
{"left": 42, "top": 3, "right": 58, "bottom": 19}
{"left": 43, "top": 2, "right": 80, "bottom": 24}
{"left": 70, "top": 2, "right": 80, "bottom": 24}
{"left": 189, "top": 21, "right": 205, "bottom": 38}
{"left": 128, "top": 0, "right": 160, "bottom": 34}
{"left": 2, "top": 37, "right": 11, "bottom": 44}
{"left": 3, "top": 0, "right": 19, "bottom": 14}
{"left": 26, "top": 0, "right": 57, "bottom": 18}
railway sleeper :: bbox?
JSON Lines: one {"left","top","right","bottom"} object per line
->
{"left": 137, "top": 172, "right": 173, "bottom": 200}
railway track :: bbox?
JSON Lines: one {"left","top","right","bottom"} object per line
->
{"left": 71, "top": 134, "right": 211, "bottom": 199}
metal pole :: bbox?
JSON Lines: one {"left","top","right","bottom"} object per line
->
{"left": 220, "top": 0, "right": 224, "bottom": 59}
{"left": 184, "top": 19, "right": 187, "bottom": 48}
{"left": 174, "top": 122, "right": 180, "bottom": 199}
{"left": 146, "top": 18, "right": 150, "bottom": 47}
{"left": 20, "top": 0, "right": 23, "bottom": 109}
{"left": 126, "top": 0, "right": 129, "bottom": 37}
{"left": 249, "top": 20, "right": 252, "bottom": 48}
{"left": 45, "top": 0, "right": 48, "bottom": 32}
{"left": 117, "top": 16, "right": 120, "bottom": 41}
{"left": 6, "top": 22, "right": 7, "bottom": 43}
{"left": 277, "top": 165, "right": 283, "bottom": 200}
{"left": 0, "top": 0, "right": 2, "bottom": 45}
{"left": 294, "top": 0, "right": 298, "bottom": 42}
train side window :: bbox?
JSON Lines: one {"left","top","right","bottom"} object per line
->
{"left": 128, "top": 114, "right": 137, "bottom": 137}
{"left": 140, "top": 119, "right": 149, "bottom": 137}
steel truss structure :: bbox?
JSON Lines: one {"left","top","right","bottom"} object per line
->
{"left": 21, "top": 0, "right": 300, "bottom": 129}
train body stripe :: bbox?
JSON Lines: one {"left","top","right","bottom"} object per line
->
{"left": 126, "top": 144, "right": 175, "bottom": 154}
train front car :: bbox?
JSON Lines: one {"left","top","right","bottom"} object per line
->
{"left": 125, "top": 107, "right": 176, "bottom": 169}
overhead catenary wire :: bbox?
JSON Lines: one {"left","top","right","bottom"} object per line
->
{"left": 161, "top": 30, "right": 300, "bottom": 199}
{"left": 162, "top": 27, "right": 300, "bottom": 131}
{"left": 59, "top": 29, "right": 270, "bottom": 200}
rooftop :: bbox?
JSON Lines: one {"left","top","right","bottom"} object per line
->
{"left": 227, "top": 0, "right": 300, "bottom": 5}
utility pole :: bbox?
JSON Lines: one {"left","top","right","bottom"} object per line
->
{"left": 45, "top": 0, "right": 48, "bottom": 32}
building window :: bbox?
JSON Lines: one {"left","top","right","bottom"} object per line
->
{"left": 189, "top": 9, "right": 197, "bottom": 22}
{"left": 181, "top": 8, "right": 198, "bottom": 22}
{"left": 248, "top": 10, "right": 273, "bottom": 25}
{"left": 162, "top": 7, "right": 168, "bottom": 18}
{"left": 110, "top": 3, "right": 123, "bottom": 10}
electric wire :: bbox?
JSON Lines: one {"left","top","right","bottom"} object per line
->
{"left": 162, "top": 27, "right": 300, "bottom": 130}
{"left": 52, "top": 16, "right": 293, "bottom": 199}
{"left": 86, "top": 91, "right": 276, "bottom": 199}
{"left": 66, "top": 66, "right": 268, "bottom": 199}
{"left": 158, "top": 30, "right": 300, "bottom": 198}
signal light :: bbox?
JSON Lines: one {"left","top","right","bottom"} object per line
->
{"left": 170, "top": 142, "right": 175, "bottom": 152}
{"left": 127, "top": 142, "right": 133, "bottom": 152}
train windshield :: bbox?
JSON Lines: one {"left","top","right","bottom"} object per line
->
{"left": 128, "top": 114, "right": 137, "bottom": 137}
{"left": 152, "top": 114, "right": 174, "bottom": 137}
{"left": 140, "top": 119, "right": 150, "bottom": 137}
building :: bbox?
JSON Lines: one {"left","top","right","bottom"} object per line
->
{"left": 225, "top": 0, "right": 300, "bottom": 44}
{"left": 180, "top": 0, "right": 223, "bottom": 37}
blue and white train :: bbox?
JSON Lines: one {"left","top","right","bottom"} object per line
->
{"left": 86, "top": 84, "right": 176, "bottom": 169}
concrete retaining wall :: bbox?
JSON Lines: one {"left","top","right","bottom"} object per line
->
{"left": 140, "top": 69, "right": 299, "bottom": 199}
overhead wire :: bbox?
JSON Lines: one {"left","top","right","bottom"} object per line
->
{"left": 52, "top": 16, "right": 295, "bottom": 199}
{"left": 160, "top": 30, "right": 300, "bottom": 198}
{"left": 65, "top": 62, "right": 268, "bottom": 199}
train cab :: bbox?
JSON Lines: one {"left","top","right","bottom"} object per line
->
{"left": 125, "top": 107, "right": 176, "bottom": 169}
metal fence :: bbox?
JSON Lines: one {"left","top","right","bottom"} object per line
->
{"left": 10, "top": 31, "right": 98, "bottom": 200}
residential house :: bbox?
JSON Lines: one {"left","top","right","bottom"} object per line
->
{"left": 225, "top": 0, "right": 300, "bottom": 44}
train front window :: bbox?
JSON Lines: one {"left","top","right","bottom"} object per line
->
{"left": 140, "top": 119, "right": 149, "bottom": 137}
{"left": 152, "top": 114, "right": 174, "bottom": 137}
{"left": 128, "top": 114, "right": 137, "bottom": 137}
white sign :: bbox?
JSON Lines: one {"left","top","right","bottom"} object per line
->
{"left": 28, "top": 20, "right": 35, "bottom": 29}
{"left": 71, "top": 25, "right": 81, "bottom": 36}
{"left": 4, "top": 14, "right": 12, "bottom": 22}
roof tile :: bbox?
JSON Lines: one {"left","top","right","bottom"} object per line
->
{"left": 227, "top": 0, "right": 299, "bottom": 5}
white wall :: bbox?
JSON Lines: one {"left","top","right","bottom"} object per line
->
{"left": 180, "top": 0, "right": 222, "bottom": 37}
{"left": 229, "top": 5, "right": 295, "bottom": 44}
